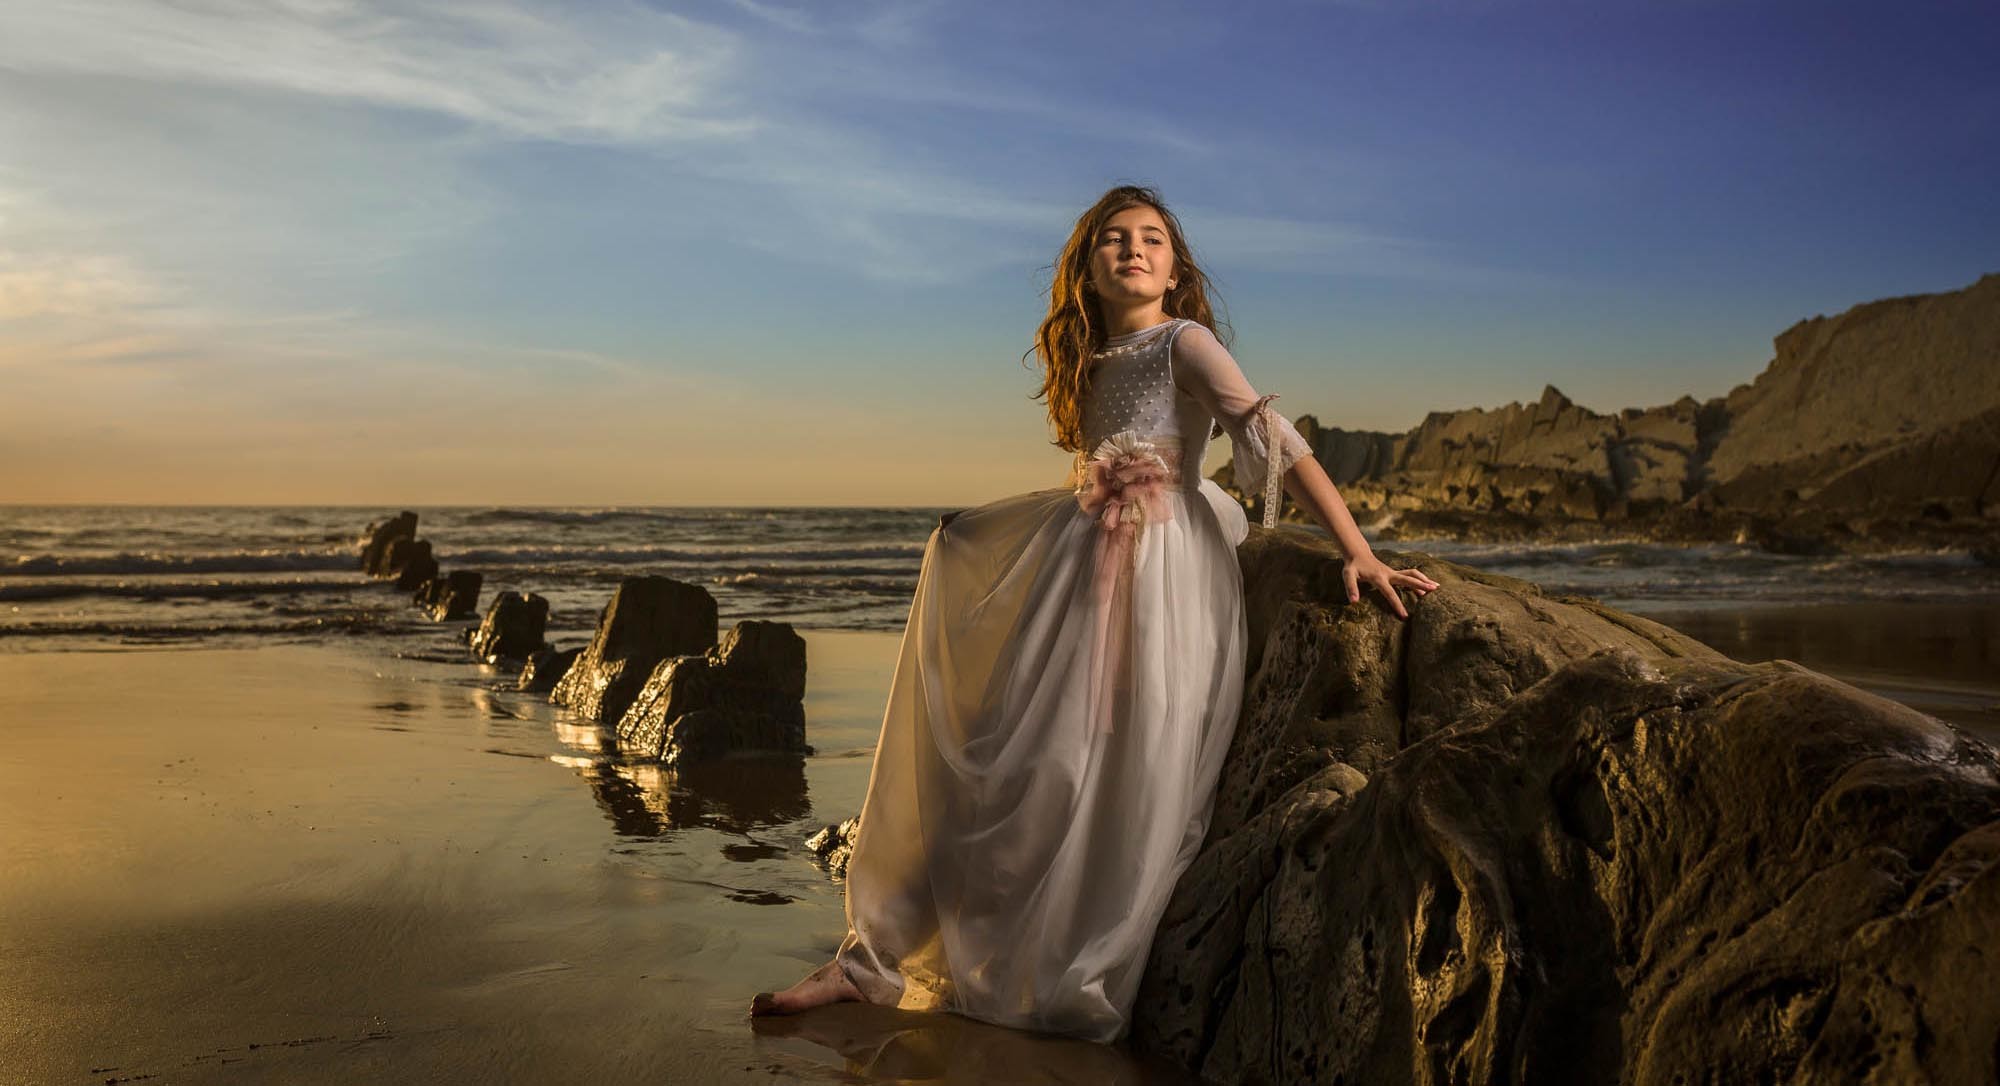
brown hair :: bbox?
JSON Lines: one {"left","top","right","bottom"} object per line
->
{"left": 1027, "top": 184, "right": 1227, "bottom": 453}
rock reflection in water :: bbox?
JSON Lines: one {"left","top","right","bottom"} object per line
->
{"left": 575, "top": 753, "right": 811, "bottom": 838}
{"left": 751, "top": 1003, "right": 1200, "bottom": 1085}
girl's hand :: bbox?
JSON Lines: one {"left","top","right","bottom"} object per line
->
{"left": 1342, "top": 552, "right": 1441, "bottom": 620}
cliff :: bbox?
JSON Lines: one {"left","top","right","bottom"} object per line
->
{"left": 1220, "top": 272, "right": 2000, "bottom": 552}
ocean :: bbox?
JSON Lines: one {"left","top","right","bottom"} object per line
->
{"left": 8, "top": 504, "right": 2000, "bottom": 645}
{"left": 5, "top": 503, "right": 1998, "bottom": 734}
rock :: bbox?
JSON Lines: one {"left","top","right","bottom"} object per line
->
{"left": 1128, "top": 529, "right": 2000, "bottom": 1084}
{"left": 1212, "top": 273, "right": 2000, "bottom": 551}
{"left": 518, "top": 646, "right": 583, "bottom": 693}
{"left": 1706, "top": 273, "right": 2000, "bottom": 494}
{"left": 551, "top": 575, "right": 719, "bottom": 725}
{"left": 710, "top": 619, "right": 809, "bottom": 701}
{"left": 615, "top": 620, "right": 810, "bottom": 765}
{"left": 413, "top": 570, "right": 481, "bottom": 621}
{"left": 470, "top": 591, "right": 549, "bottom": 663}
{"left": 806, "top": 816, "right": 861, "bottom": 879}
{"left": 389, "top": 538, "right": 437, "bottom": 590}
{"left": 360, "top": 512, "right": 418, "bottom": 577}
{"left": 1800, "top": 404, "right": 2000, "bottom": 519}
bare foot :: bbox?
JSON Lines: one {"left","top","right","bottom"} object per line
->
{"left": 749, "top": 958, "right": 865, "bottom": 1017}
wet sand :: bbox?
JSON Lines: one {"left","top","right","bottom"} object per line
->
{"left": 0, "top": 637, "right": 1196, "bottom": 1085}
{"left": 4, "top": 603, "right": 1995, "bottom": 1083}
{"left": 1627, "top": 600, "right": 2000, "bottom": 744}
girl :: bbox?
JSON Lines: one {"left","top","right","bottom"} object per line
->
{"left": 751, "top": 185, "right": 1437, "bottom": 1043}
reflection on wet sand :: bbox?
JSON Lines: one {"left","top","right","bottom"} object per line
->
{"left": 1633, "top": 600, "right": 2000, "bottom": 740}
{"left": 752, "top": 1002, "right": 1201, "bottom": 1085}
{"left": 565, "top": 746, "right": 813, "bottom": 839}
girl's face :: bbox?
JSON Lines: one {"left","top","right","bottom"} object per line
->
{"left": 1087, "top": 205, "right": 1177, "bottom": 308}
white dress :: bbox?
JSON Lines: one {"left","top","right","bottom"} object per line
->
{"left": 833, "top": 317, "right": 1314, "bottom": 1043}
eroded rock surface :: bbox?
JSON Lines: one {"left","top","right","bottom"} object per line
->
{"left": 470, "top": 590, "right": 549, "bottom": 663}
{"left": 413, "top": 570, "right": 481, "bottom": 621}
{"left": 1220, "top": 273, "right": 2000, "bottom": 553}
{"left": 807, "top": 817, "right": 861, "bottom": 880}
{"left": 518, "top": 646, "right": 582, "bottom": 694}
{"left": 551, "top": 575, "right": 718, "bottom": 725}
{"left": 615, "top": 619, "right": 809, "bottom": 765}
{"left": 1130, "top": 530, "right": 2000, "bottom": 1084}
{"left": 360, "top": 512, "right": 418, "bottom": 577}
{"left": 389, "top": 538, "right": 438, "bottom": 591}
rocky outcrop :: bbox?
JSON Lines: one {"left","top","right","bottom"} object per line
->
{"left": 551, "top": 575, "right": 719, "bottom": 725}
{"left": 1706, "top": 274, "right": 2000, "bottom": 490}
{"left": 1222, "top": 273, "right": 2000, "bottom": 552}
{"left": 518, "top": 645, "right": 583, "bottom": 694}
{"left": 469, "top": 591, "right": 549, "bottom": 663}
{"left": 1128, "top": 530, "right": 2000, "bottom": 1083}
{"left": 413, "top": 570, "right": 481, "bottom": 621}
{"left": 360, "top": 512, "right": 418, "bottom": 577}
{"left": 389, "top": 538, "right": 438, "bottom": 591}
{"left": 806, "top": 817, "right": 861, "bottom": 880}
{"left": 615, "top": 620, "right": 810, "bottom": 765}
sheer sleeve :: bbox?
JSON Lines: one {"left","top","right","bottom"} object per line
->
{"left": 1170, "top": 322, "right": 1315, "bottom": 528}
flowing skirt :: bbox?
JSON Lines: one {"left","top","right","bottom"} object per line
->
{"left": 834, "top": 477, "right": 1252, "bottom": 1043}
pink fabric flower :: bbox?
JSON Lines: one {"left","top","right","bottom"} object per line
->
{"left": 1073, "top": 432, "right": 1179, "bottom": 737}
{"left": 1074, "top": 431, "right": 1177, "bottom": 547}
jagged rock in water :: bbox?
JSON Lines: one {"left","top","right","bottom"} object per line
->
{"left": 360, "top": 512, "right": 418, "bottom": 577}
{"left": 413, "top": 570, "right": 481, "bottom": 621}
{"left": 806, "top": 816, "right": 861, "bottom": 879}
{"left": 551, "top": 575, "right": 719, "bottom": 725}
{"left": 615, "top": 620, "right": 810, "bottom": 765}
{"left": 470, "top": 591, "right": 549, "bottom": 663}
{"left": 518, "top": 646, "right": 583, "bottom": 694}
{"left": 710, "top": 619, "right": 809, "bottom": 701}
{"left": 389, "top": 538, "right": 437, "bottom": 590}
{"left": 1129, "top": 529, "right": 2000, "bottom": 1084}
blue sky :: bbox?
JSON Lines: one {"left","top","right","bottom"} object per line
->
{"left": 2, "top": 0, "right": 1994, "bottom": 505}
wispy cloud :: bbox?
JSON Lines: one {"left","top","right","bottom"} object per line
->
{"left": 0, "top": 248, "right": 162, "bottom": 321}
{"left": 0, "top": 0, "right": 756, "bottom": 145}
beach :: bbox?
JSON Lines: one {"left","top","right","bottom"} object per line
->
{"left": 0, "top": 636, "right": 1203, "bottom": 1084}
{"left": 4, "top": 506, "right": 1998, "bottom": 1083}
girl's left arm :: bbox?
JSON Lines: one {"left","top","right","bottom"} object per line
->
{"left": 1280, "top": 457, "right": 1438, "bottom": 618}
{"left": 1169, "top": 323, "right": 1439, "bottom": 618}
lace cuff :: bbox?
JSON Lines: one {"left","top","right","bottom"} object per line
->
{"left": 1217, "top": 395, "right": 1313, "bottom": 528}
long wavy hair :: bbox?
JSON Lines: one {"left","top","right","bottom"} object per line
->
{"left": 1029, "top": 184, "right": 1227, "bottom": 454}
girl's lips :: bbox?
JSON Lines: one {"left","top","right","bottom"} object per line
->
{"left": 1118, "top": 267, "right": 1148, "bottom": 275}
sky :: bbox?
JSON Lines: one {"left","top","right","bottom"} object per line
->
{"left": 1, "top": 0, "right": 1994, "bottom": 506}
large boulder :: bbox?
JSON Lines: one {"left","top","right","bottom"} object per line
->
{"left": 469, "top": 591, "right": 549, "bottom": 663}
{"left": 1129, "top": 530, "right": 2000, "bottom": 1084}
{"left": 551, "top": 575, "right": 719, "bottom": 725}
{"left": 360, "top": 512, "right": 418, "bottom": 577}
{"left": 615, "top": 620, "right": 809, "bottom": 765}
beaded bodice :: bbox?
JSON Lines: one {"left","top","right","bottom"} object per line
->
{"left": 1078, "top": 319, "right": 1214, "bottom": 489}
